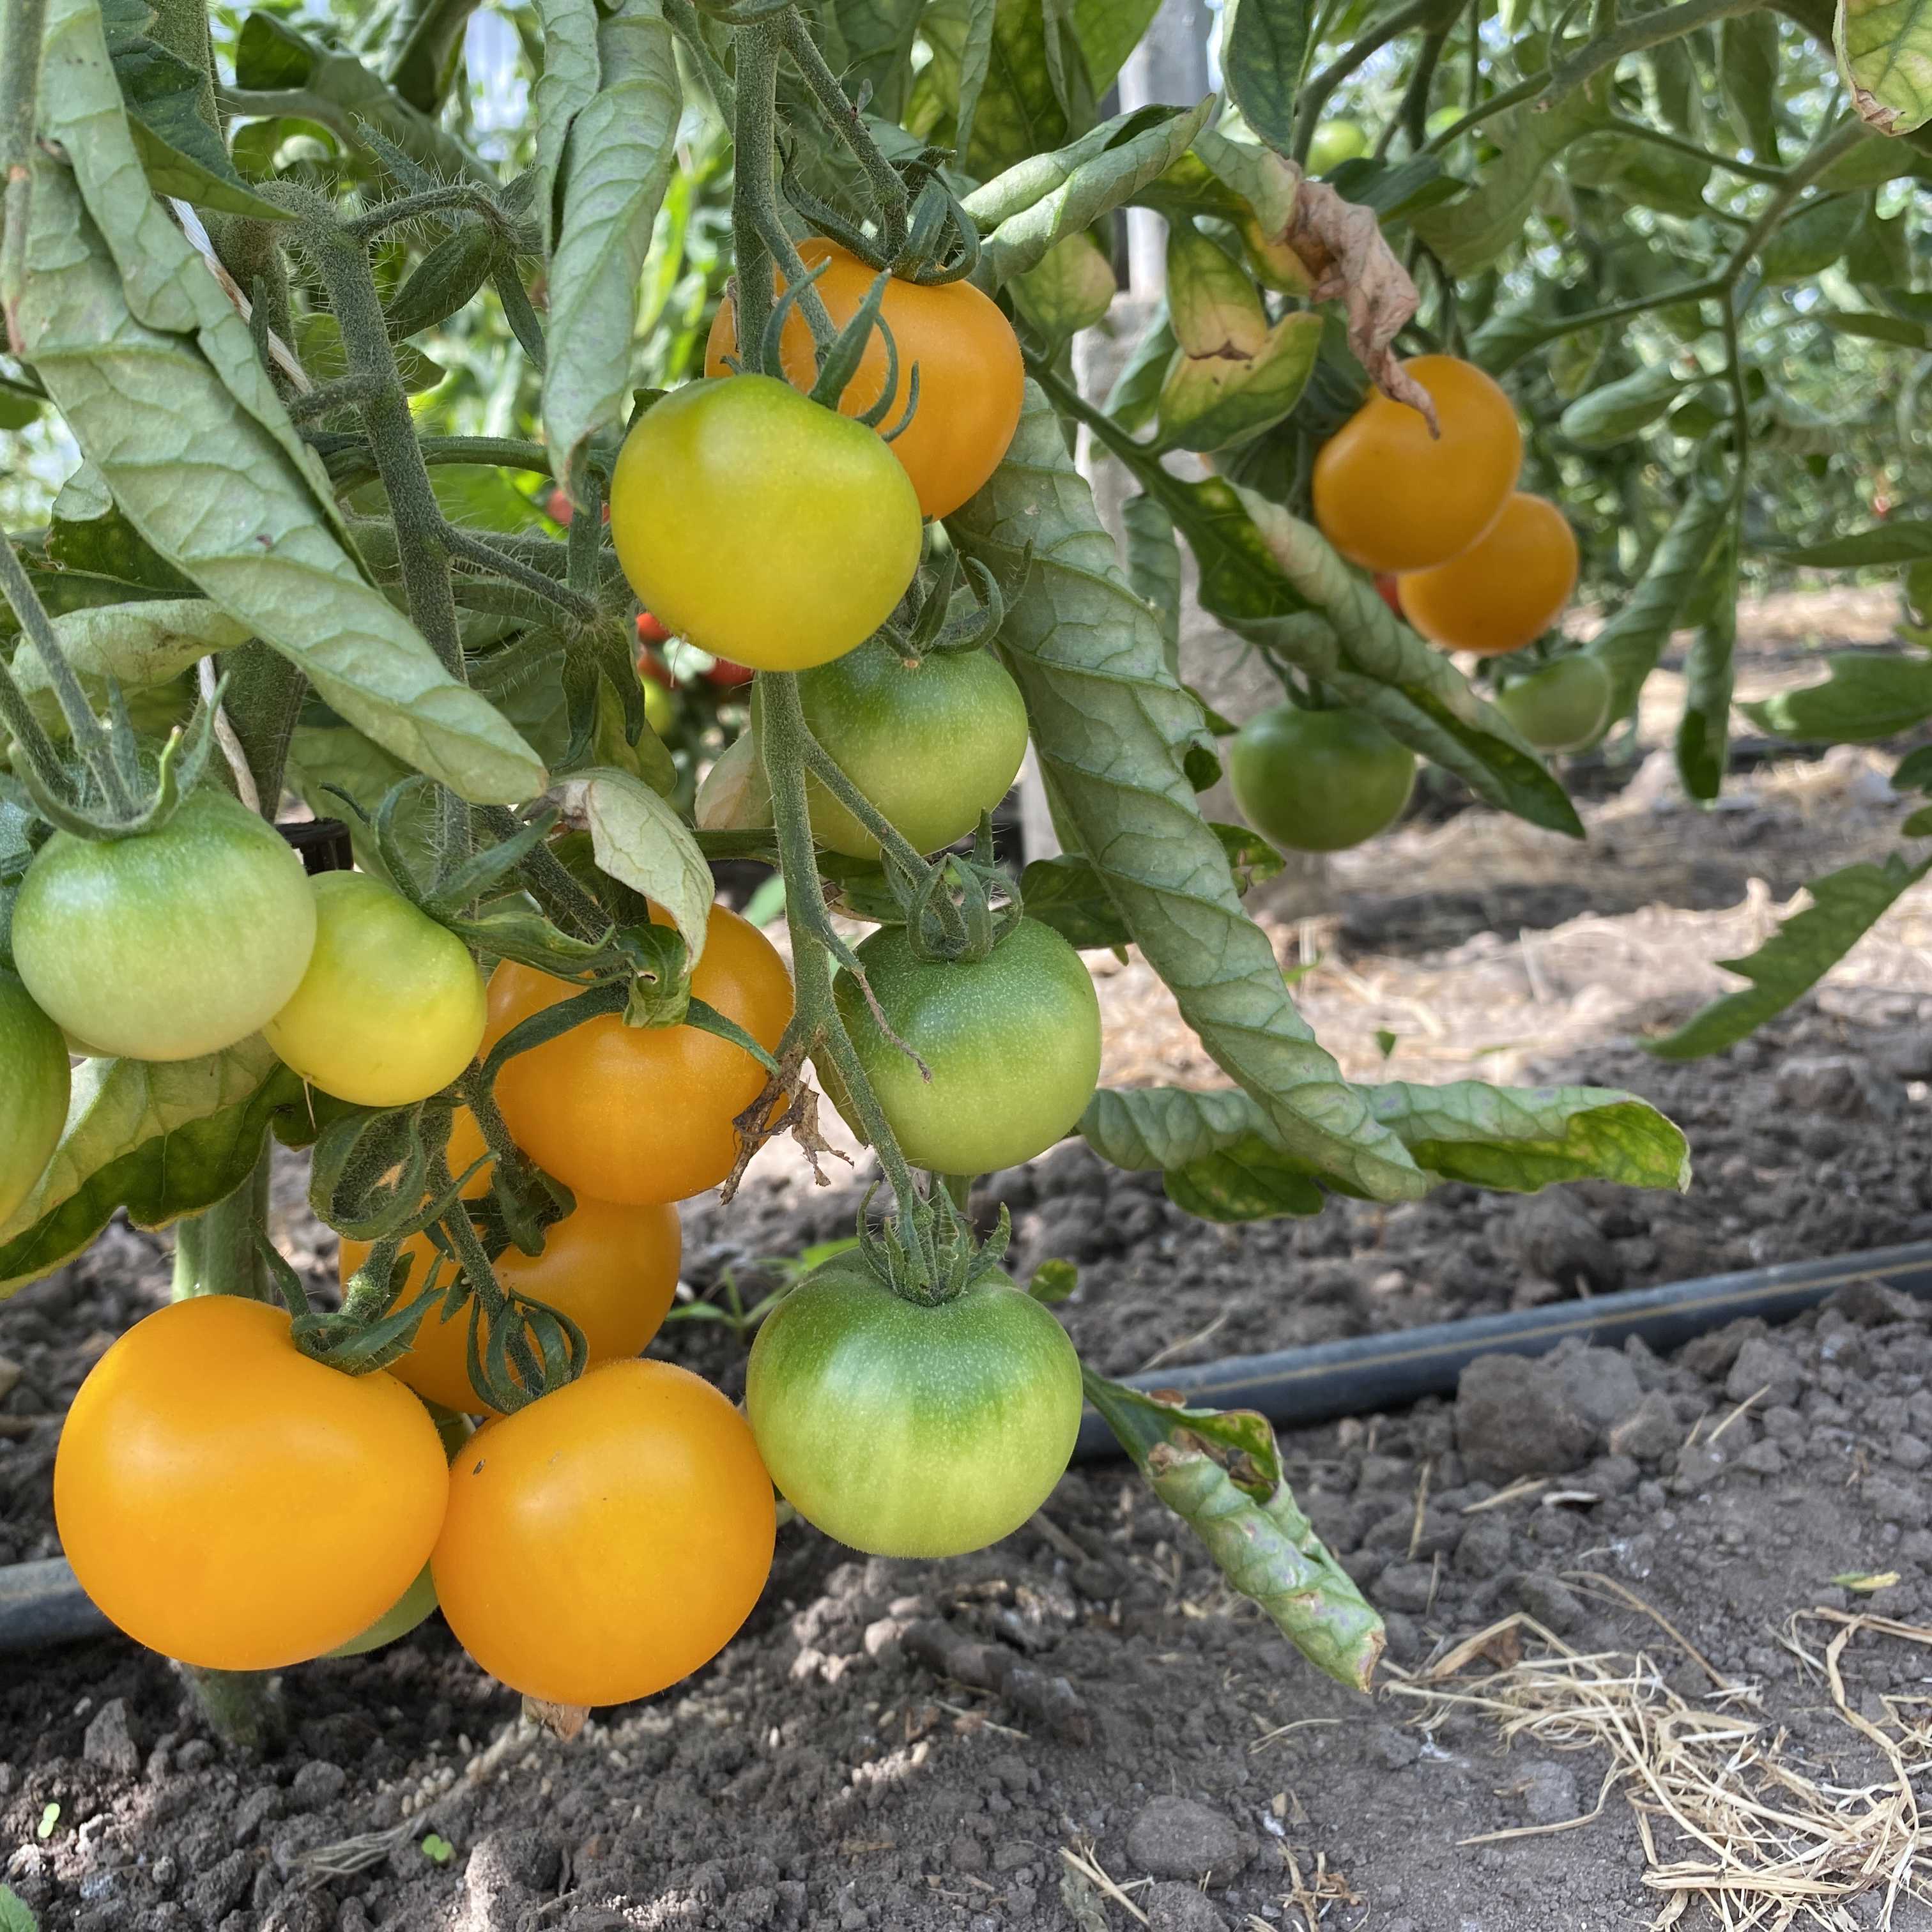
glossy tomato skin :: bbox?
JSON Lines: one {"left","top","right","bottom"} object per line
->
{"left": 610, "top": 376, "right": 922, "bottom": 673}
{"left": 14, "top": 788, "right": 316, "bottom": 1063}
{"left": 1397, "top": 492, "right": 1579, "bottom": 657}
{"left": 0, "top": 970, "right": 70, "bottom": 1227}
{"left": 746, "top": 1260, "right": 1082, "bottom": 1558}
{"left": 264, "top": 872, "right": 485, "bottom": 1107}
{"left": 833, "top": 917, "right": 1101, "bottom": 1176}
{"left": 1496, "top": 653, "right": 1613, "bottom": 752}
{"left": 1230, "top": 705, "right": 1416, "bottom": 853}
{"left": 339, "top": 1193, "right": 682, "bottom": 1414}
{"left": 54, "top": 1297, "right": 448, "bottom": 1670}
{"left": 433, "top": 1358, "right": 776, "bottom": 1706}
{"left": 706, "top": 239, "right": 1024, "bottom": 519}
{"left": 489, "top": 902, "right": 793, "bottom": 1206}
{"left": 1312, "top": 355, "right": 1522, "bottom": 574}
{"left": 785, "top": 639, "right": 1029, "bottom": 859}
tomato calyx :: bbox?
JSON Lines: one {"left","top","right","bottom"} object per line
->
{"left": 857, "top": 1177, "right": 1014, "bottom": 1308}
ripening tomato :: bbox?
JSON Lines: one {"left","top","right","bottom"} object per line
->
{"left": 610, "top": 376, "right": 922, "bottom": 673}
{"left": 705, "top": 238, "right": 1024, "bottom": 519}
{"left": 0, "top": 970, "right": 69, "bottom": 1228}
{"left": 264, "top": 871, "right": 484, "bottom": 1107}
{"left": 488, "top": 902, "right": 793, "bottom": 1206}
{"left": 747, "top": 1257, "right": 1082, "bottom": 1558}
{"left": 832, "top": 917, "right": 1101, "bottom": 1176}
{"left": 1495, "top": 652, "right": 1613, "bottom": 751}
{"left": 704, "top": 658, "right": 756, "bottom": 691}
{"left": 54, "top": 1297, "right": 448, "bottom": 1669}
{"left": 13, "top": 788, "right": 315, "bottom": 1062}
{"left": 433, "top": 1359, "right": 776, "bottom": 1706}
{"left": 339, "top": 1193, "right": 682, "bottom": 1414}
{"left": 1397, "top": 492, "right": 1579, "bottom": 657}
{"left": 637, "top": 611, "right": 673, "bottom": 648}
{"left": 1312, "top": 355, "right": 1523, "bottom": 574}
{"left": 785, "top": 638, "right": 1030, "bottom": 859}
{"left": 1230, "top": 705, "right": 1416, "bottom": 853}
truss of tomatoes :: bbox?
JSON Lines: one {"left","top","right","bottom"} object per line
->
{"left": 34, "top": 245, "right": 1108, "bottom": 1707}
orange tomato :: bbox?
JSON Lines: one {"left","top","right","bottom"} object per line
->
{"left": 705, "top": 238, "right": 1023, "bottom": 519}
{"left": 1397, "top": 492, "right": 1579, "bottom": 657}
{"left": 54, "top": 1297, "right": 447, "bottom": 1670}
{"left": 1312, "top": 355, "right": 1523, "bottom": 574}
{"left": 339, "top": 1193, "right": 682, "bottom": 1414}
{"left": 432, "top": 1358, "right": 776, "bottom": 1706}
{"left": 487, "top": 902, "right": 792, "bottom": 1206}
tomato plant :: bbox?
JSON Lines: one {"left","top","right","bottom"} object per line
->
{"left": 1230, "top": 706, "right": 1418, "bottom": 853}
{"left": 609, "top": 376, "right": 923, "bottom": 673}
{"left": 1312, "top": 356, "right": 1522, "bottom": 574}
{"left": 264, "top": 871, "right": 486, "bottom": 1107}
{"left": 784, "top": 638, "right": 1029, "bottom": 859}
{"left": 833, "top": 917, "right": 1102, "bottom": 1176}
{"left": 747, "top": 1256, "right": 1082, "bottom": 1556}
{"left": 488, "top": 903, "right": 793, "bottom": 1206}
{"left": 0, "top": 970, "right": 69, "bottom": 1227}
{"left": 432, "top": 1360, "right": 775, "bottom": 1706}
{"left": 54, "top": 1297, "right": 448, "bottom": 1669}
{"left": 12, "top": 789, "right": 315, "bottom": 1062}
{"left": 1495, "top": 656, "right": 1615, "bottom": 754}
{"left": 705, "top": 238, "right": 1026, "bottom": 519}
{"left": 339, "top": 1192, "right": 682, "bottom": 1414}
{"left": 1398, "top": 494, "right": 1581, "bottom": 658}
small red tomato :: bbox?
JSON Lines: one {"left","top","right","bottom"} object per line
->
{"left": 546, "top": 487, "right": 573, "bottom": 526}
{"left": 637, "top": 611, "right": 673, "bottom": 648}
{"left": 638, "top": 645, "right": 674, "bottom": 688}
{"left": 1374, "top": 574, "right": 1402, "bottom": 614}
{"left": 705, "top": 659, "right": 755, "bottom": 691}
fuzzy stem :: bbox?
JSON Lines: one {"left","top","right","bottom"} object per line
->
{"left": 171, "top": 1154, "right": 272, "bottom": 1301}
{"left": 780, "top": 8, "right": 909, "bottom": 253}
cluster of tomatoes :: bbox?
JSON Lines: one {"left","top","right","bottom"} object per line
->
{"left": 38, "top": 237, "right": 1114, "bottom": 1708}
{"left": 1232, "top": 353, "right": 1611, "bottom": 857}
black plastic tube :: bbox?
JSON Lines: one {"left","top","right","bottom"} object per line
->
{"left": 8, "top": 1241, "right": 1932, "bottom": 1653}
{"left": 1070, "top": 1239, "right": 1932, "bottom": 1460}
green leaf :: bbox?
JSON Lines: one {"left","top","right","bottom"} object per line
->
{"left": 0, "top": 1883, "right": 40, "bottom": 1932}
{"left": 1819, "top": 125, "right": 1922, "bottom": 187}
{"left": 1082, "top": 1370, "right": 1383, "bottom": 1692}
{"left": 0, "top": 1042, "right": 305, "bottom": 1298}
{"left": 1816, "top": 305, "right": 1929, "bottom": 346}
{"left": 1558, "top": 363, "right": 1688, "bottom": 448}
{"left": 20, "top": 3, "right": 546, "bottom": 806}
{"left": 965, "top": 0, "right": 1160, "bottom": 176}
{"left": 555, "top": 768, "right": 714, "bottom": 966}
{"left": 950, "top": 385, "right": 1428, "bottom": 1203}
{"left": 1224, "top": 0, "right": 1312, "bottom": 158}
{"left": 1159, "top": 312, "right": 1325, "bottom": 454}
{"left": 47, "top": 465, "right": 197, "bottom": 595}
{"left": 834, "top": 0, "right": 925, "bottom": 121}
{"left": 1412, "top": 77, "right": 1611, "bottom": 275}
{"left": 1567, "top": 130, "right": 1713, "bottom": 218}
{"left": 1649, "top": 38, "right": 1705, "bottom": 139}
{"left": 1761, "top": 192, "right": 1867, "bottom": 280}
{"left": 1020, "top": 852, "right": 1131, "bottom": 949}
{"left": 12, "top": 598, "right": 250, "bottom": 717}
{"left": 285, "top": 717, "right": 437, "bottom": 884}
{"left": 537, "top": 0, "right": 682, "bottom": 498}
{"left": 1719, "top": 10, "right": 1783, "bottom": 158}
{"left": 1650, "top": 854, "right": 1932, "bottom": 1057}
{"left": 1123, "top": 493, "right": 1183, "bottom": 675}
{"left": 1011, "top": 232, "right": 1119, "bottom": 343}
{"left": 1105, "top": 304, "right": 1177, "bottom": 433}
{"left": 1768, "top": 521, "right": 1932, "bottom": 566}
{"left": 1846, "top": 203, "right": 1915, "bottom": 286}
{"left": 1587, "top": 482, "right": 1732, "bottom": 723}
{"left": 1677, "top": 523, "right": 1736, "bottom": 802}
{"left": 1028, "top": 1257, "right": 1077, "bottom": 1303}
{"left": 1837, "top": 0, "right": 1932, "bottom": 134}
{"left": 968, "top": 100, "right": 1215, "bottom": 290}
{"left": 1744, "top": 650, "right": 1932, "bottom": 740}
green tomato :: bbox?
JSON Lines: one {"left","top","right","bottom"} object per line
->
{"left": 609, "top": 376, "right": 923, "bottom": 675}
{"left": 264, "top": 871, "right": 486, "bottom": 1107}
{"left": 1425, "top": 105, "right": 1466, "bottom": 138}
{"left": 1229, "top": 705, "right": 1416, "bottom": 853}
{"left": 746, "top": 1258, "right": 1083, "bottom": 1557}
{"left": 1307, "top": 118, "right": 1370, "bottom": 173}
{"left": 641, "top": 675, "right": 678, "bottom": 740}
{"left": 1495, "top": 654, "right": 1613, "bottom": 753}
{"left": 326, "top": 1561, "right": 438, "bottom": 1657}
{"left": 0, "top": 969, "right": 70, "bottom": 1227}
{"left": 13, "top": 789, "right": 316, "bottom": 1062}
{"left": 786, "top": 638, "right": 1030, "bottom": 859}
{"left": 832, "top": 917, "right": 1101, "bottom": 1176}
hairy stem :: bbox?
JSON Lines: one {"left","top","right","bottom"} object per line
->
{"left": 172, "top": 1153, "right": 272, "bottom": 1301}
{"left": 780, "top": 7, "right": 910, "bottom": 254}
{"left": 1294, "top": 0, "right": 1449, "bottom": 162}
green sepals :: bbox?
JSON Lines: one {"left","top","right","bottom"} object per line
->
{"left": 684, "top": 997, "right": 785, "bottom": 1077}
{"left": 857, "top": 1184, "right": 1013, "bottom": 1307}
{"left": 385, "top": 224, "right": 502, "bottom": 340}
{"left": 308, "top": 1098, "right": 487, "bottom": 1245}
{"left": 617, "top": 919, "right": 692, "bottom": 1026}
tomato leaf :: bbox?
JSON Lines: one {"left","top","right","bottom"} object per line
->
{"left": 0, "top": 1883, "right": 40, "bottom": 1932}
{"left": 21, "top": 3, "right": 546, "bottom": 805}
{"left": 1082, "top": 1370, "right": 1384, "bottom": 1693}
{"left": 1587, "top": 480, "right": 1732, "bottom": 723}
{"left": 967, "top": 99, "right": 1214, "bottom": 289}
{"left": 1677, "top": 520, "right": 1738, "bottom": 803}
{"left": 1223, "top": 0, "right": 1313, "bottom": 159}
{"left": 13, "top": 599, "right": 249, "bottom": 712}
{"left": 951, "top": 386, "right": 1428, "bottom": 1203}
{"left": 535, "top": 0, "right": 682, "bottom": 499}
{"left": 0, "top": 1043, "right": 306, "bottom": 1299}
{"left": 1122, "top": 493, "right": 1183, "bottom": 677}
{"left": 1837, "top": 0, "right": 1932, "bottom": 134}
{"left": 1650, "top": 853, "right": 1932, "bottom": 1059}
{"left": 553, "top": 768, "right": 714, "bottom": 967}
{"left": 1746, "top": 649, "right": 1932, "bottom": 741}
{"left": 1558, "top": 364, "right": 1689, "bottom": 448}
{"left": 1719, "top": 10, "right": 1784, "bottom": 159}
{"left": 46, "top": 463, "right": 197, "bottom": 595}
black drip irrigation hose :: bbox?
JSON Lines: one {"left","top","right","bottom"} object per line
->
{"left": 7, "top": 1241, "right": 1932, "bottom": 1655}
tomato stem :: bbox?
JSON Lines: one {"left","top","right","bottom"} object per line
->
{"left": 778, "top": 9, "right": 910, "bottom": 259}
{"left": 171, "top": 1152, "right": 272, "bottom": 1303}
